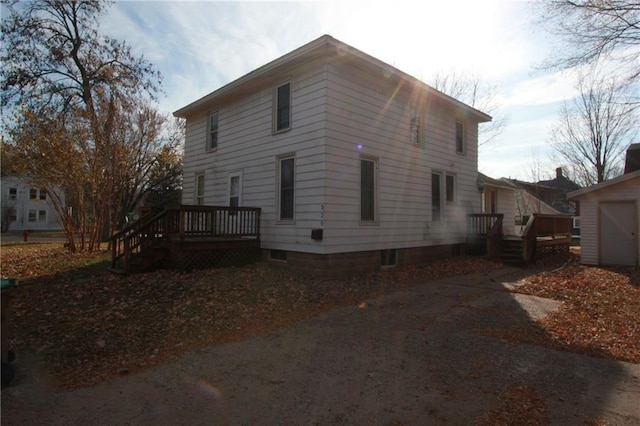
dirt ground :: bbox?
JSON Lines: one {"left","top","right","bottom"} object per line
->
{"left": 2, "top": 266, "right": 639, "bottom": 425}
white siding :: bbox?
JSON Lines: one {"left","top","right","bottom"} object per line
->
{"left": 573, "top": 175, "right": 640, "bottom": 266}
{"left": 320, "top": 59, "right": 480, "bottom": 253}
{"left": 182, "top": 58, "right": 329, "bottom": 253}
{"left": 181, "top": 52, "right": 484, "bottom": 255}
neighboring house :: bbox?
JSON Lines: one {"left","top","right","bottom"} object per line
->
{"left": 477, "top": 173, "right": 517, "bottom": 236}
{"left": 174, "top": 35, "right": 491, "bottom": 275}
{"left": 0, "top": 176, "right": 64, "bottom": 232}
{"left": 568, "top": 144, "right": 640, "bottom": 266}
{"left": 507, "top": 168, "right": 581, "bottom": 237}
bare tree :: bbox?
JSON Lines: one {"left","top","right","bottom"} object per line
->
{"left": 535, "top": 0, "right": 640, "bottom": 84}
{"left": 550, "top": 67, "right": 638, "bottom": 186}
{"left": 1, "top": 0, "right": 162, "bottom": 251}
{"left": 431, "top": 70, "right": 508, "bottom": 147}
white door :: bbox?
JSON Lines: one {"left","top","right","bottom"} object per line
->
{"left": 600, "top": 202, "right": 637, "bottom": 266}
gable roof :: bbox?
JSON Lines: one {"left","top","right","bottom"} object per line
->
{"left": 173, "top": 35, "right": 492, "bottom": 123}
{"left": 568, "top": 170, "right": 640, "bottom": 199}
{"left": 477, "top": 173, "right": 518, "bottom": 191}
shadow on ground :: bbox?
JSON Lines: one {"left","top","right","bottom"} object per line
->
{"left": 2, "top": 265, "right": 639, "bottom": 425}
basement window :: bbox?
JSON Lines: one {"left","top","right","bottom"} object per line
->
{"left": 380, "top": 249, "right": 397, "bottom": 267}
{"left": 270, "top": 249, "right": 287, "bottom": 262}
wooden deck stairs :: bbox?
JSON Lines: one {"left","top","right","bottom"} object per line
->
{"left": 467, "top": 213, "right": 572, "bottom": 266}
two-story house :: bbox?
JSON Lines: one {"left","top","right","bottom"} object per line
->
{"left": 174, "top": 35, "right": 491, "bottom": 275}
{"left": 1, "top": 175, "right": 64, "bottom": 233}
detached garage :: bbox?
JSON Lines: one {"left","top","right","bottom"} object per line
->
{"left": 568, "top": 169, "right": 640, "bottom": 266}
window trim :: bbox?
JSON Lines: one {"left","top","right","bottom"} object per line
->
{"left": 432, "top": 172, "right": 442, "bottom": 223}
{"left": 8, "top": 187, "right": 17, "bottom": 201}
{"left": 208, "top": 111, "right": 219, "bottom": 151}
{"left": 277, "top": 155, "right": 295, "bottom": 222}
{"left": 29, "top": 188, "right": 37, "bottom": 200}
{"left": 274, "top": 81, "right": 291, "bottom": 133}
{"left": 360, "top": 156, "right": 378, "bottom": 224}
{"left": 195, "top": 172, "right": 205, "bottom": 205}
{"left": 455, "top": 120, "right": 466, "bottom": 154}
{"left": 410, "top": 109, "right": 421, "bottom": 145}
{"left": 228, "top": 172, "right": 242, "bottom": 208}
{"left": 445, "top": 173, "right": 456, "bottom": 203}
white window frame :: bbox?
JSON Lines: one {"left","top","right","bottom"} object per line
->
{"left": 360, "top": 156, "right": 378, "bottom": 224}
{"left": 28, "top": 209, "right": 37, "bottom": 222}
{"left": 432, "top": 171, "right": 443, "bottom": 222}
{"left": 455, "top": 120, "right": 465, "bottom": 154}
{"left": 277, "top": 155, "right": 295, "bottom": 222}
{"left": 410, "top": 109, "right": 421, "bottom": 145}
{"left": 38, "top": 210, "right": 47, "bottom": 222}
{"left": 445, "top": 173, "right": 456, "bottom": 203}
{"left": 195, "top": 173, "right": 205, "bottom": 205}
{"left": 573, "top": 216, "right": 581, "bottom": 229}
{"left": 228, "top": 172, "right": 242, "bottom": 208}
{"left": 208, "top": 111, "right": 219, "bottom": 151}
{"left": 8, "top": 187, "right": 17, "bottom": 201}
{"left": 274, "top": 81, "right": 291, "bottom": 133}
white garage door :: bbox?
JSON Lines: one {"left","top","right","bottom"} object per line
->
{"left": 600, "top": 202, "right": 637, "bottom": 266}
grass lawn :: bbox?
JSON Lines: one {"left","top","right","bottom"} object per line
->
{"left": 1, "top": 242, "right": 638, "bottom": 391}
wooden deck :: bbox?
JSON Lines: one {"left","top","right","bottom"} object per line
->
{"left": 111, "top": 205, "right": 261, "bottom": 274}
{"left": 467, "top": 213, "right": 571, "bottom": 265}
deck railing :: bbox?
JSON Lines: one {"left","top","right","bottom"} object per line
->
{"left": 111, "top": 205, "right": 261, "bottom": 272}
{"left": 522, "top": 213, "right": 571, "bottom": 264}
{"left": 467, "top": 213, "right": 504, "bottom": 236}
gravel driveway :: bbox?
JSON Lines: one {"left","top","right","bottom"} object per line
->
{"left": 2, "top": 267, "right": 639, "bottom": 425}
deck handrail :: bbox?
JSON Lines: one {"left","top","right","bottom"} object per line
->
{"left": 522, "top": 213, "right": 571, "bottom": 264}
{"left": 111, "top": 205, "right": 261, "bottom": 272}
{"left": 467, "top": 213, "right": 504, "bottom": 236}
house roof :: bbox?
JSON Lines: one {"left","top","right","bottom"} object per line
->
{"left": 568, "top": 169, "right": 640, "bottom": 199}
{"left": 477, "top": 173, "right": 518, "bottom": 191}
{"left": 506, "top": 178, "right": 574, "bottom": 215}
{"left": 173, "top": 35, "right": 492, "bottom": 123}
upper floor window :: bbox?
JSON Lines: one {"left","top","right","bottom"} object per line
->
{"left": 360, "top": 157, "right": 377, "bottom": 222}
{"left": 410, "top": 109, "right": 420, "bottom": 145}
{"left": 455, "top": 121, "right": 465, "bottom": 154}
{"left": 39, "top": 189, "right": 47, "bottom": 200}
{"left": 208, "top": 112, "right": 219, "bottom": 151}
{"left": 29, "top": 188, "right": 37, "bottom": 199}
{"left": 8, "top": 187, "right": 17, "bottom": 200}
{"left": 195, "top": 173, "right": 205, "bottom": 205}
{"left": 275, "top": 82, "right": 291, "bottom": 132}
{"left": 278, "top": 156, "right": 295, "bottom": 221}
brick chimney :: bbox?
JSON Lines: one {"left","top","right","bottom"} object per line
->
{"left": 556, "top": 167, "right": 563, "bottom": 179}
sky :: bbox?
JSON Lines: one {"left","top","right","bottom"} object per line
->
{"left": 101, "top": 0, "right": 582, "bottom": 181}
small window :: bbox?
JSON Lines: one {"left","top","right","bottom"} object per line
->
{"left": 28, "top": 209, "right": 36, "bottom": 222}
{"left": 39, "top": 189, "right": 47, "bottom": 200}
{"left": 446, "top": 174, "right": 455, "bottom": 202}
{"left": 455, "top": 121, "right": 465, "bottom": 154}
{"left": 38, "top": 210, "right": 46, "bottom": 222}
{"left": 275, "top": 82, "right": 291, "bottom": 132}
{"left": 8, "top": 208, "right": 17, "bottom": 222}
{"left": 380, "top": 249, "right": 397, "bottom": 267}
{"left": 410, "top": 109, "right": 420, "bottom": 144}
{"left": 270, "top": 249, "right": 287, "bottom": 261}
{"left": 195, "top": 173, "right": 205, "bottom": 205}
{"left": 573, "top": 217, "right": 581, "bottom": 229}
{"left": 279, "top": 156, "right": 295, "bottom": 220}
{"left": 229, "top": 174, "right": 241, "bottom": 208}
{"left": 360, "top": 158, "right": 376, "bottom": 222}
{"left": 8, "top": 188, "right": 17, "bottom": 200}
{"left": 29, "top": 188, "right": 37, "bottom": 199}
{"left": 432, "top": 173, "right": 441, "bottom": 222}
{"left": 208, "top": 112, "right": 219, "bottom": 150}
